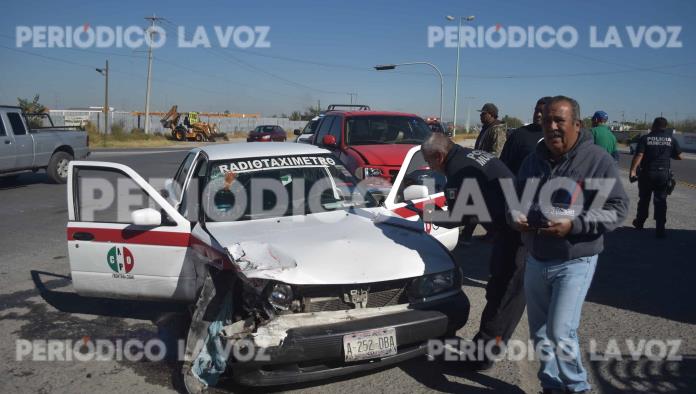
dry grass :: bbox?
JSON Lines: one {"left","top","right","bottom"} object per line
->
{"left": 452, "top": 133, "right": 478, "bottom": 142}
{"left": 84, "top": 121, "right": 240, "bottom": 148}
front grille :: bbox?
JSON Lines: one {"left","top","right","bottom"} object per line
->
{"left": 300, "top": 279, "right": 411, "bottom": 313}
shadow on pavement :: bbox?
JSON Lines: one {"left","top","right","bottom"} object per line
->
{"left": 589, "top": 355, "right": 696, "bottom": 393}
{"left": 0, "top": 172, "right": 52, "bottom": 189}
{"left": 587, "top": 227, "right": 696, "bottom": 324}
{"left": 399, "top": 357, "right": 526, "bottom": 393}
{"left": 30, "top": 270, "right": 187, "bottom": 320}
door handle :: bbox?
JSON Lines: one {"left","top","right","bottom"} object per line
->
{"left": 3, "top": 140, "right": 10, "bottom": 144}
{"left": 73, "top": 232, "right": 95, "bottom": 241}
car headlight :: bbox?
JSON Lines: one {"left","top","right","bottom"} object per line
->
{"left": 410, "top": 270, "right": 455, "bottom": 298}
{"left": 268, "top": 283, "right": 294, "bottom": 310}
{"left": 362, "top": 167, "right": 383, "bottom": 178}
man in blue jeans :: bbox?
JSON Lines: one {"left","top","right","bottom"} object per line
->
{"left": 510, "top": 96, "right": 629, "bottom": 393}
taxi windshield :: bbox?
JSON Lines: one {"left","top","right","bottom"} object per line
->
{"left": 204, "top": 155, "right": 378, "bottom": 222}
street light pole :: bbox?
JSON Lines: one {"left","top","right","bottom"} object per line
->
{"left": 374, "top": 62, "right": 444, "bottom": 121}
{"left": 105, "top": 60, "right": 109, "bottom": 135}
{"left": 446, "top": 15, "right": 475, "bottom": 137}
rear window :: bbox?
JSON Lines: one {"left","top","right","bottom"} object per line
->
{"left": 261, "top": 126, "right": 275, "bottom": 132}
{"left": 345, "top": 116, "right": 431, "bottom": 145}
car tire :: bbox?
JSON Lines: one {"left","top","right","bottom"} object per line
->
{"left": 47, "top": 151, "right": 73, "bottom": 184}
{"left": 195, "top": 133, "right": 206, "bottom": 142}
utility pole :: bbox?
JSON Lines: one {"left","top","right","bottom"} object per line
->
{"left": 144, "top": 15, "right": 163, "bottom": 134}
{"left": 96, "top": 60, "right": 109, "bottom": 135}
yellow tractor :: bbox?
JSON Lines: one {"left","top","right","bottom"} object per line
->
{"left": 160, "top": 105, "right": 220, "bottom": 142}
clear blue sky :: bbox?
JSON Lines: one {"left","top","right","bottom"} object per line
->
{"left": 1, "top": 0, "right": 694, "bottom": 125}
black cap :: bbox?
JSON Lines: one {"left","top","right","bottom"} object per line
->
{"left": 478, "top": 103, "right": 499, "bottom": 118}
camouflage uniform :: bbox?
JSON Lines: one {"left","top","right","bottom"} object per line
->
{"left": 478, "top": 122, "right": 507, "bottom": 157}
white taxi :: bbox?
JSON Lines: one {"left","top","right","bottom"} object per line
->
{"left": 65, "top": 142, "right": 468, "bottom": 387}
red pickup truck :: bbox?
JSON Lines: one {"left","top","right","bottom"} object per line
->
{"left": 311, "top": 108, "right": 432, "bottom": 197}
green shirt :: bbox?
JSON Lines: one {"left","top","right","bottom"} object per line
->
{"left": 591, "top": 124, "right": 617, "bottom": 155}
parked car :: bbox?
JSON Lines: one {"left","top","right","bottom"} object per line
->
{"left": 0, "top": 105, "right": 89, "bottom": 183}
{"left": 247, "top": 125, "right": 287, "bottom": 142}
{"left": 65, "top": 142, "right": 468, "bottom": 387}
{"left": 310, "top": 108, "right": 432, "bottom": 201}
{"left": 293, "top": 115, "right": 323, "bottom": 144}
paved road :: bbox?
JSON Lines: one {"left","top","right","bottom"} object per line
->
{"left": 616, "top": 149, "right": 696, "bottom": 186}
{"left": 1, "top": 147, "right": 695, "bottom": 393}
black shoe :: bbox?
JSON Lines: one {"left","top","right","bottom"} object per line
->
{"left": 632, "top": 219, "right": 644, "bottom": 230}
{"left": 656, "top": 227, "right": 666, "bottom": 238}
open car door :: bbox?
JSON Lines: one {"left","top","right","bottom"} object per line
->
{"left": 66, "top": 161, "right": 197, "bottom": 301}
{"left": 384, "top": 146, "right": 459, "bottom": 250}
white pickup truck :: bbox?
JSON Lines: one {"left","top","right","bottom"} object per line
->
{"left": 0, "top": 105, "right": 90, "bottom": 183}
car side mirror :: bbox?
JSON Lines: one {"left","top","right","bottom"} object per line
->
{"left": 403, "top": 185, "right": 430, "bottom": 201}
{"left": 322, "top": 135, "right": 337, "bottom": 147}
{"left": 131, "top": 208, "right": 162, "bottom": 226}
{"left": 293, "top": 129, "right": 301, "bottom": 136}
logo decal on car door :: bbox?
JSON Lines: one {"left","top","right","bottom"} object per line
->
{"left": 107, "top": 246, "right": 135, "bottom": 279}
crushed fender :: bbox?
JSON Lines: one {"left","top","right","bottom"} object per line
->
{"left": 225, "top": 241, "right": 297, "bottom": 278}
{"left": 190, "top": 291, "right": 234, "bottom": 388}
{"left": 182, "top": 270, "right": 235, "bottom": 393}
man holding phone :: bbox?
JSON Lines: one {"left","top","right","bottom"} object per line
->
{"left": 510, "top": 96, "right": 628, "bottom": 394}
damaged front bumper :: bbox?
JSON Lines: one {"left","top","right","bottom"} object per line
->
{"left": 228, "top": 290, "right": 469, "bottom": 386}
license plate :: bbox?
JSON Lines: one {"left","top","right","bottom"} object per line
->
{"left": 343, "top": 327, "right": 398, "bottom": 362}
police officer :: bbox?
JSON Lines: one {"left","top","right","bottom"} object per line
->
{"left": 420, "top": 133, "right": 524, "bottom": 370}
{"left": 630, "top": 117, "right": 683, "bottom": 238}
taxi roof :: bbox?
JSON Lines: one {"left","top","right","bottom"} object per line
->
{"left": 194, "top": 142, "right": 330, "bottom": 161}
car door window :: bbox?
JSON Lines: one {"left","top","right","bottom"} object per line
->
{"left": 173, "top": 152, "right": 197, "bottom": 201}
{"left": 180, "top": 156, "right": 208, "bottom": 221}
{"left": 0, "top": 116, "right": 6, "bottom": 136}
{"left": 395, "top": 150, "right": 446, "bottom": 203}
{"left": 74, "top": 168, "right": 173, "bottom": 224}
{"left": 7, "top": 112, "right": 27, "bottom": 135}
{"left": 328, "top": 116, "right": 342, "bottom": 144}
{"left": 314, "top": 116, "right": 335, "bottom": 143}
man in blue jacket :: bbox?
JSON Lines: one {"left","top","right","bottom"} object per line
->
{"left": 510, "top": 96, "right": 629, "bottom": 394}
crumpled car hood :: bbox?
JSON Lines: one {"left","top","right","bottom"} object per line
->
{"left": 204, "top": 208, "right": 454, "bottom": 285}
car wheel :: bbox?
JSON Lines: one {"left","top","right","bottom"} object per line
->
{"left": 47, "top": 151, "right": 73, "bottom": 184}
{"left": 195, "top": 133, "right": 206, "bottom": 142}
